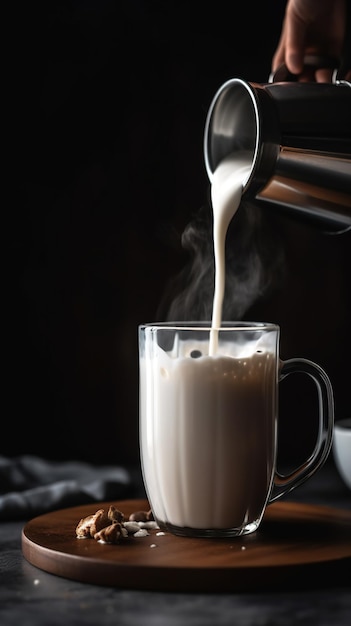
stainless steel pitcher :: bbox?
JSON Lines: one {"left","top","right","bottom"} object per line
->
{"left": 204, "top": 60, "right": 351, "bottom": 233}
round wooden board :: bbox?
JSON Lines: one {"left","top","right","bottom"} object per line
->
{"left": 22, "top": 499, "right": 351, "bottom": 592}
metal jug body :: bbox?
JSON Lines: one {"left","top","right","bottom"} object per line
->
{"left": 204, "top": 76, "right": 351, "bottom": 233}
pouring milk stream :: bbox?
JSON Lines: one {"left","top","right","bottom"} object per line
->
{"left": 209, "top": 155, "right": 251, "bottom": 353}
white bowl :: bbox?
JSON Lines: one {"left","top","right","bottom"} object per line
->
{"left": 333, "top": 418, "right": 351, "bottom": 490}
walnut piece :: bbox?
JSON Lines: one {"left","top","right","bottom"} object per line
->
{"left": 128, "top": 509, "right": 154, "bottom": 522}
{"left": 94, "top": 522, "right": 126, "bottom": 544}
{"left": 108, "top": 505, "right": 124, "bottom": 523}
{"left": 76, "top": 514, "right": 96, "bottom": 538}
{"left": 76, "top": 508, "right": 109, "bottom": 538}
{"left": 89, "top": 508, "right": 110, "bottom": 537}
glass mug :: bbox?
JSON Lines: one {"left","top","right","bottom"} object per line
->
{"left": 138, "top": 322, "right": 334, "bottom": 538}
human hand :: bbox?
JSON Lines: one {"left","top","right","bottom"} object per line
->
{"left": 272, "top": 0, "right": 350, "bottom": 83}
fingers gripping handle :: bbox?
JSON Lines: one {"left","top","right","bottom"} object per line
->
{"left": 269, "top": 358, "right": 334, "bottom": 504}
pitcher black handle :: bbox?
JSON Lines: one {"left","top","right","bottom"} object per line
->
{"left": 268, "top": 54, "right": 341, "bottom": 83}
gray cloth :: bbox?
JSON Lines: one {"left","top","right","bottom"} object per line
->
{"left": 0, "top": 455, "right": 132, "bottom": 520}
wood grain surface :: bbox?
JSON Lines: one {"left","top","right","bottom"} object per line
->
{"left": 21, "top": 499, "right": 351, "bottom": 592}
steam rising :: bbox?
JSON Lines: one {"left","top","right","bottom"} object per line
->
{"left": 159, "top": 191, "right": 285, "bottom": 321}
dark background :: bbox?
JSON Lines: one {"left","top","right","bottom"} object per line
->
{"left": 6, "top": 1, "right": 350, "bottom": 468}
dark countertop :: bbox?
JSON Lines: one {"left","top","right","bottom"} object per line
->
{"left": 1, "top": 460, "right": 350, "bottom": 626}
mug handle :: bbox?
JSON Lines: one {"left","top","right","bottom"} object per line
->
{"left": 269, "top": 358, "right": 334, "bottom": 503}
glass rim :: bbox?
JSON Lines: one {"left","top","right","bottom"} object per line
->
{"left": 139, "top": 321, "right": 279, "bottom": 331}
